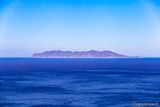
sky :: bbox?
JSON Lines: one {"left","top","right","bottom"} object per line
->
{"left": 0, "top": 0, "right": 160, "bottom": 57}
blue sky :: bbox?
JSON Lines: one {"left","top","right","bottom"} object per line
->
{"left": 0, "top": 0, "right": 160, "bottom": 57}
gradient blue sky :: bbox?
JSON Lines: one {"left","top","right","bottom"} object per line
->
{"left": 0, "top": 0, "right": 160, "bottom": 57}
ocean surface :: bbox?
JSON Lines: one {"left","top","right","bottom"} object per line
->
{"left": 0, "top": 58, "right": 160, "bottom": 107}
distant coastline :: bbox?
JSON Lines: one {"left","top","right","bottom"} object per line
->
{"left": 32, "top": 50, "right": 129, "bottom": 58}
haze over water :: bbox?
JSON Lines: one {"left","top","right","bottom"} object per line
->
{"left": 1, "top": 0, "right": 160, "bottom": 57}
{"left": 1, "top": 0, "right": 160, "bottom": 107}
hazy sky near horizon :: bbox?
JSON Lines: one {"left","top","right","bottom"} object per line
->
{"left": 0, "top": 0, "right": 160, "bottom": 57}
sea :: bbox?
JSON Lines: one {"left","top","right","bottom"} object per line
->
{"left": 0, "top": 58, "right": 160, "bottom": 107}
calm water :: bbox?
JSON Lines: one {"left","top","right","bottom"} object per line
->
{"left": 0, "top": 58, "right": 160, "bottom": 107}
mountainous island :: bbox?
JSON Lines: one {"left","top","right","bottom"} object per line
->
{"left": 32, "top": 50, "right": 129, "bottom": 58}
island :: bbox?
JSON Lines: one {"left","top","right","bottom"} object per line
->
{"left": 32, "top": 50, "right": 129, "bottom": 58}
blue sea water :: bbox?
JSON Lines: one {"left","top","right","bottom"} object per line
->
{"left": 0, "top": 58, "right": 160, "bottom": 107}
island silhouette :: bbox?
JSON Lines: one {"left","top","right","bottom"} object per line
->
{"left": 32, "top": 50, "right": 128, "bottom": 58}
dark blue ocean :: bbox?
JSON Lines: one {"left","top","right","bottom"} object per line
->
{"left": 0, "top": 58, "right": 160, "bottom": 107}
